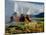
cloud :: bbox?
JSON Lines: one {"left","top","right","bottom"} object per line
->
{"left": 14, "top": 2, "right": 44, "bottom": 15}
{"left": 5, "top": 0, "right": 44, "bottom": 22}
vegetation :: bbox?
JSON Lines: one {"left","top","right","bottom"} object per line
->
{"left": 5, "top": 18, "right": 44, "bottom": 34}
{"left": 32, "top": 18, "right": 44, "bottom": 21}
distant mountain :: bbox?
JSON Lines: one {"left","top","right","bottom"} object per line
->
{"left": 34, "top": 12, "right": 44, "bottom": 18}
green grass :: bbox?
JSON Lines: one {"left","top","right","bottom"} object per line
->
{"left": 5, "top": 18, "right": 44, "bottom": 34}
{"left": 5, "top": 22, "right": 44, "bottom": 34}
{"left": 32, "top": 18, "right": 44, "bottom": 21}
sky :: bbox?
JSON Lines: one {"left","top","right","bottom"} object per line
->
{"left": 14, "top": 1, "right": 44, "bottom": 15}
{"left": 5, "top": 0, "right": 44, "bottom": 22}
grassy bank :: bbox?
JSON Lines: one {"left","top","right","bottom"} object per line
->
{"left": 5, "top": 20, "right": 44, "bottom": 34}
